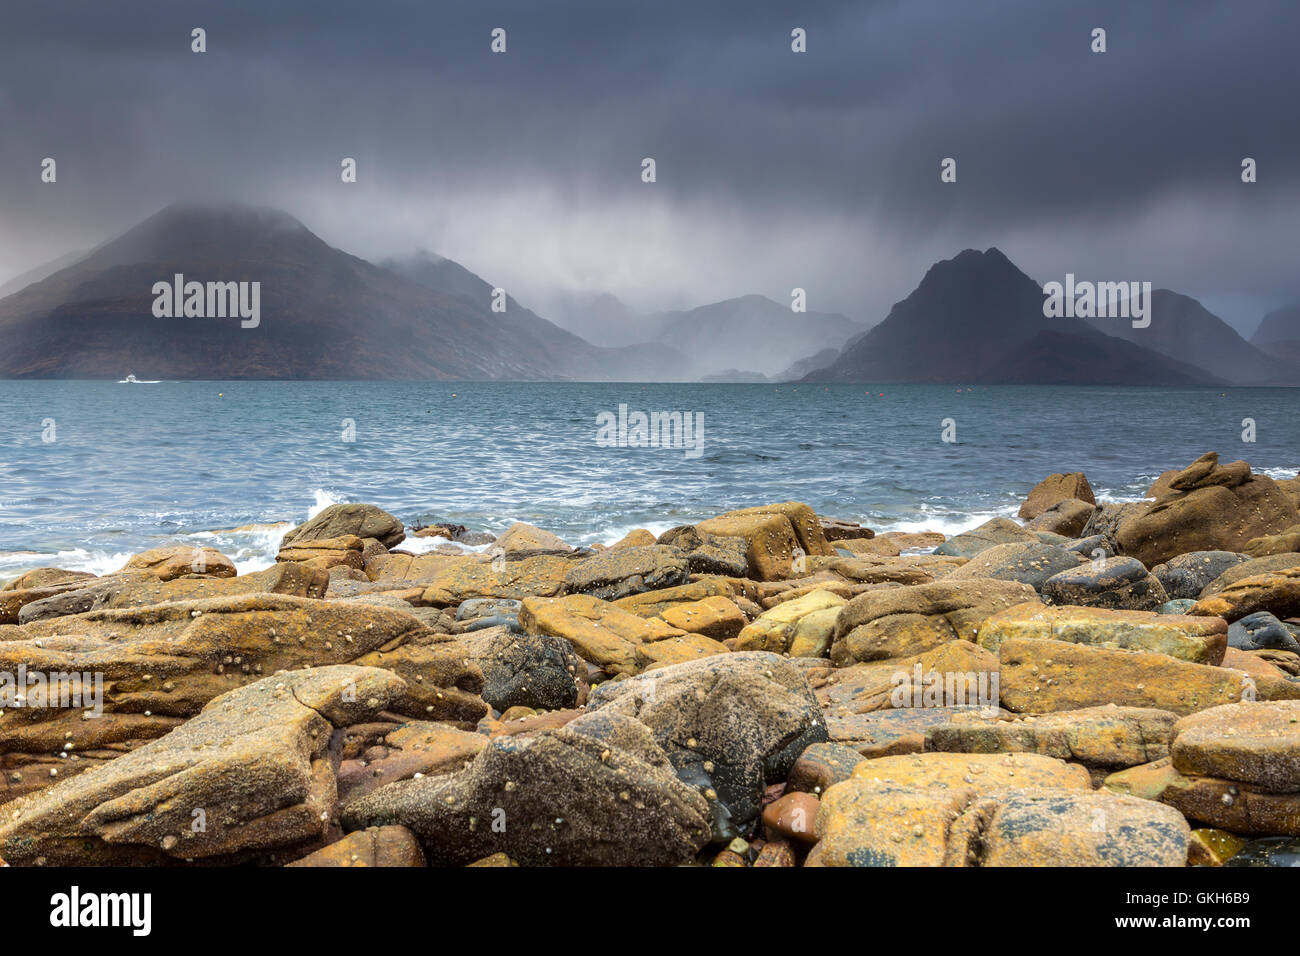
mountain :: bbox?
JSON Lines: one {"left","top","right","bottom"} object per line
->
{"left": 646, "top": 295, "right": 861, "bottom": 378}
{"left": 0, "top": 248, "right": 88, "bottom": 299}
{"left": 381, "top": 250, "right": 690, "bottom": 381}
{"left": 775, "top": 347, "right": 840, "bottom": 382}
{"left": 802, "top": 248, "right": 1221, "bottom": 385}
{"left": 0, "top": 205, "right": 682, "bottom": 381}
{"left": 1251, "top": 304, "right": 1300, "bottom": 363}
{"left": 534, "top": 289, "right": 647, "bottom": 348}
{"left": 1084, "top": 290, "right": 1290, "bottom": 385}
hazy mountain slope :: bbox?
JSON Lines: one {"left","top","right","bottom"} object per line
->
{"left": 646, "top": 295, "right": 860, "bottom": 378}
{"left": 802, "top": 248, "right": 1220, "bottom": 385}
{"left": 0, "top": 204, "right": 681, "bottom": 380}
{"left": 1085, "top": 290, "right": 1288, "bottom": 384}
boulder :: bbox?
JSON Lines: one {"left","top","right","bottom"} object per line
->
{"left": 1024, "top": 498, "right": 1096, "bottom": 537}
{"left": 418, "top": 554, "right": 572, "bottom": 607}
{"left": 1040, "top": 556, "right": 1168, "bottom": 611}
{"left": 282, "top": 503, "right": 405, "bottom": 550}
{"left": 817, "top": 641, "right": 1000, "bottom": 716}
{"left": 518, "top": 594, "right": 679, "bottom": 675}
{"left": 1079, "top": 501, "right": 1153, "bottom": 553}
{"left": 120, "top": 545, "right": 238, "bottom": 580}
{"left": 997, "top": 637, "right": 1249, "bottom": 716}
{"left": 1221, "top": 647, "right": 1300, "bottom": 701}
{"left": 612, "top": 580, "right": 737, "bottom": 618}
{"left": 849, "top": 750, "right": 1092, "bottom": 793}
{"left": 656, "top": 527, "right": 749, "bottom": 577}
{"left": 1244, "top": 525, "right": 1300, "bottom": 557}
{"left": 946, "top": 787, "right": 1189, "bottom": 866}
{"left": 587, "top": 652, "right": 827, "bottom": 841}
{"left": 807, "top": 780, "right": 971, "bottom": 867}
{"left": 15, "top": 562, "right": 328, "bottom": 624}
{"left": 1116, "top": 455, "right": 1300, "bottom": 567}
{"left": 494, "top": 522, "right": 574, "bottom": 556}
{"left": 1201, "top": 552, "right": 1300, "bottom": 597}
{"left": 1191, "top": 565, "right": 1300, "bottom": 623}
{"left": 734, "top": 589, "right": 846, "bottom": 655}
{"left": 1228, "top": 611, "right": 1300, "bottom": 654}
{"left": 694, "top": 512, "right": 801, "bottom": 581}
{"left": 830, "top": 579, "right": 1038, "bottom": 665}
{"left": 276, "top": 535, "right": 366, "bottom": 572}
{"left": 1170, "top": 700, "right": 1300, "bottom": 792}
{"left": 609, "top": 528, "right": 656, "bottom": 550}
{"left": 976, "top": 602, "right": 1227, "bottom": 664}
{"left": 1, "top": 568, "right": 96, "bottom": 591}
{"left": 286, "top": 825, "right": 426, "bottom": 867}
{"left": 825, "top": 707, "right": 998, "bottom": 758}
{"left": 340, "top": 711, "right": 711, "bottom": 865}
{"left": 786, "top": 742, "right": 869, "bottom": 794}
{"left": 925, "top": 705, "right": 1178, "bottom": 772}
{"left": 933, "top": 517, "right": 1039, "bottom": 559}
{"left": 1106, "top": 758, "right": 1300, "bottom": 836}
{"left": 562, "top": 545, "right": 690, "bottom": 601}
{"left": 0, "top": 666, "right": 406, "bottom": 865}
{"left": 659, "top": 596, "right": 748, "bottom": 641}
{"left": 447, "top": 625, "right": 582, "bottom": 712}
{"left": 1151, "top": 551, "right": 1249, "bottom": 600}
{"left": 0, "top": 594, "right": 486, "bottom": 804}
{"left": 944, "top": 541, "right": 1083, "bottom": 591}
{"left": 1018, "top": 472, "right": 1096, "bottom": 520}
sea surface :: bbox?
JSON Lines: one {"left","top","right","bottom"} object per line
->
{"left": 1, "top": 381, "right": 1297, "bottom": 581}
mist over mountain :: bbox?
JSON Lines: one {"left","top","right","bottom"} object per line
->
{"left": 1085, "top": 290, "right": 1290, "bottom": 385}
{"left": 0, "top": 205, "right": 687, "bottom": 381}
{"left": 802, "top": 248, "right": 1223, "bottom": 386}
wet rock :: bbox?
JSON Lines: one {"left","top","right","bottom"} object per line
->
{"left": 340, "top": 711, "right": 711, "bottom": 866}
{"left": 287, "top": 825, "right": 426, "bottom": 867}
{"left": 276, "top": 535, "right": 366, "bottom": 572}
{"left": 946, "top": 787, "right": 1189, "bottom": 866}
{"left": 1200, "top": 552, "right": 1300, "bottom": 597}
{"left": 945, "top": 541, "right": 1083, "bottom": 591}
{"left": 1244, "top": 525, "right": 1300, "bottom": 557}
{"left": 761, "top": 792, "right": 819, "bottom": 844}
{"left": 735, "top": 589, "right": 846, "bottom": 655}
{"left": 1192, "top": 565, "right": 1300, "bottom": 623}
{"left": 1187, "top": 828, "right": 1247, "bottom": 867}
{"left": 1025, "top": 498, "right": 1096, "bottom": 537}
{"left": 1116, "top": 454, "right": 1300, "bottom": 567}
{"left": 997, "top": 637, "right": 1249, "bottom": 716}
{"left": 562, "top": 545, "right": 690, "bottom": 601}
{"left": 1171, "top": 700, "right": 1300, "bottom": 791}
{"left": 1106, "top": 758, "right": 1300, "bottom": 836}
{"left": 977, "top": 602, "right": 1227, "bottom": 664}
{"left": 1041, "top": 556, "right": 1168, "bottom": 611}
{"left": 1224, "top": 837, "right": 1300, "bottom": 866}
{"left": 283, "top": 502, "right": 405, "bottom": 550}
{"left": 448, "top": 625, "right": 582, "bottom": 712}
{"left": 0, "top": 665, "right": 406, "bottom": 865}
{"left": 588, "top": 652, "right": 827, "bottom": 842}
{"left": 933, "top": 517, "right": 1039, "bottom": 559}
{"left": 926, "top": 705, "right": 1178, "bottom": 772}
{"left": 828, "top": 707, "right": 1000, "bottom": 758}
{"left": 1019, "top": 472, "right": 1096, "bottom": 520}
{"left": 1228, "top": 611, "right": 1300, "bottom": 654}
{"left": 830, "top": 578, "right": 1038, "bottom": 665}
{"left": 1152, "top": 551, "right": 1249, "bottom": 600}
{"left": 1158, "top": 599, "right": 1197, "bottom": 614}
{"left": 121, "top": 545, "right": 238, "bottom": 580}
{"left": 495, "top": 522, "right": 574, "bottom": 556}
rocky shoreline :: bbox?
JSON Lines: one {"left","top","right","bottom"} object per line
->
{"left": 2, "top": 450, "right": 1300, "bottom": 867}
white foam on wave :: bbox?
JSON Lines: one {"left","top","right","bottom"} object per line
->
{"left": 869, "top": 504, "right": 1020, "bottom": 538}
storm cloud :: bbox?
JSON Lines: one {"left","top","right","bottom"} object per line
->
{"left": 1, "top": 0, "right": 1296, "bottom": 333}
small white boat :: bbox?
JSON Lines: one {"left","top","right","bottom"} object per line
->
{"left": 117, "top": 373, "right": 160, "bottom": 384}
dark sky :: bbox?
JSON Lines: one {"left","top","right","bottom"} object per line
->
{"left": 1, "top": 0, "right": 1297, "bottom": 333}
